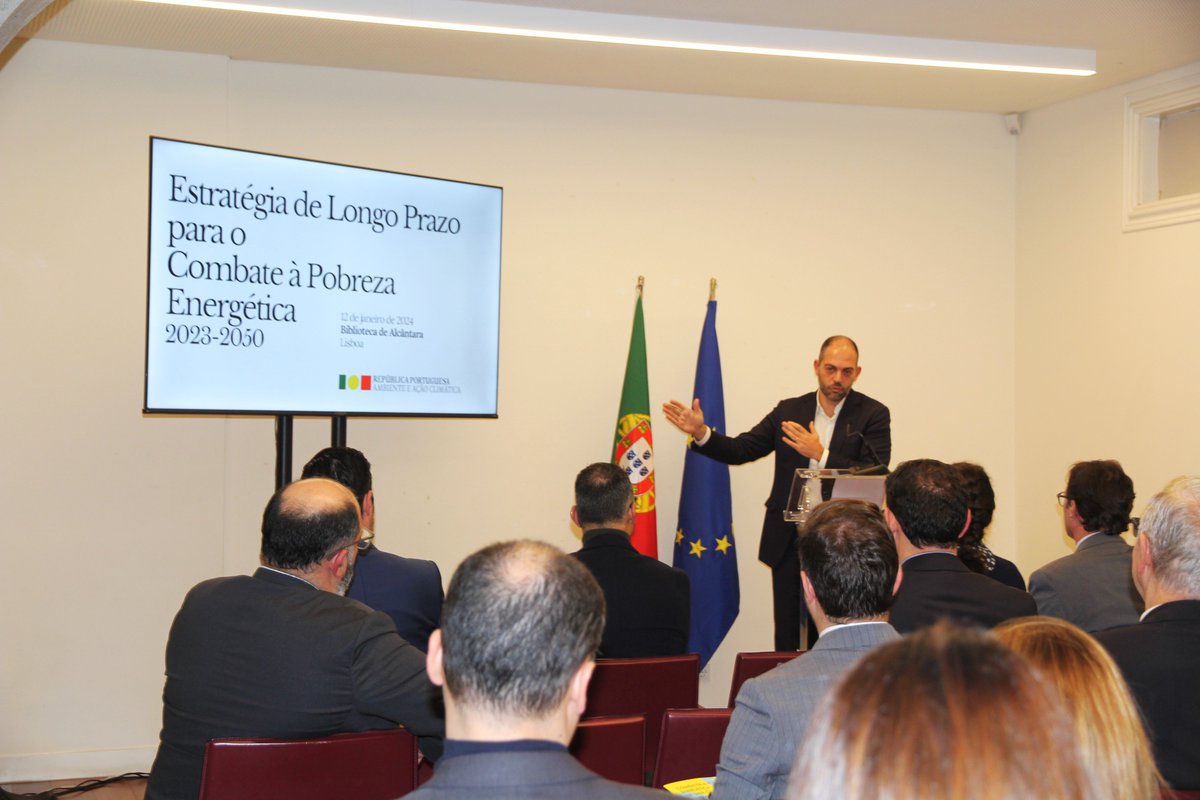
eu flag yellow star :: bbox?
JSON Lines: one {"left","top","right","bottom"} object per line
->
{"left": 675, "top": 529, "right": 684, "bottom": 545}
{"left": 715, "top": 536, "right": 733, "bottom": 554}
{"left": 689, "top": 539, "right": 707, "bottom": 558}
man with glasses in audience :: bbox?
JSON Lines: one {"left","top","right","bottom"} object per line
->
{"left": 146, "top": 478, "right": 444, "bottom": 800}
{"left": 1098, "top": 476, "right": 1200, "bottom": 790}
{"left": 302, "top": 446, "right": 444, "bottom": 652}
{"left": 1029, "top": 460, "right": 1143, "bottom": 632}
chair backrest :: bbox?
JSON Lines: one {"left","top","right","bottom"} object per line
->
{"left": 650, "top": 707, "right": 734, "bottom": 789}
{"left": 584, "top": 653, "right": 701, "bottom": 772}
{"left": 570, "top": 714, "right": 647, "bottom": 786}
{"left": 198, "top": 728, "right": 419, "bottom": 800}
{"left": 728, "top": 650, "right": 804, "bottom": 707}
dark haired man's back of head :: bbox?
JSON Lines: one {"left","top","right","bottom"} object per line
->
{"left": 570, "top": 462, "right": 691, "bottom": 658}
{"left": 715, "top": 499, "right": 900, "bottom": 800}
{"left": 299, "top": 446, "right": 444, "bottom": 652}
{"left": 884, "top": 459, "right": 1036, "bottom": 634}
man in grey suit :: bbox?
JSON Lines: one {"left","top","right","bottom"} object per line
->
{"left": 713, "top": 499, "right": 901, "bottom": 800}
{"left": 146, "top": 479, "right": 443, "bottom": 800}
{"left": 1030, "top": 460, "right": 1143, "bottom": 632}
{"left": 410, "top": 540, "right": 662, "bottom": 800}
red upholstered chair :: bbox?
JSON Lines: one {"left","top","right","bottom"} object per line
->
{"left": 198, "top": 728, "right": 419, "bottom": 800}
{"left": 650, "top": 708, "right": 733, "bottom": 789}
{"left": 1162, "top": 791, "right": 1200, "bottom": 800}
{"left": 570, "top": 714, "right": 647, "bottom": 785}
{"left": 416, "top": 754, "right": 435, "bottom": 787}
{"left": 584, "top": 654, "right": 701, "bottom": 776}
{"left": 728, "top": 650, "right": 804, "bottom": 707}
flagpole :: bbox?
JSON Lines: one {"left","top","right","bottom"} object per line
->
{"left": 637, "top": 275, "right": 645, "bottom": 296}
{"left": 709, "top": 278, "right": 716, "bottom": 301}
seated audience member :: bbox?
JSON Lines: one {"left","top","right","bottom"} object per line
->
{"left": 1029, "top": 460, "right": 1143, "bottom": 633}
{"left": 884, "top": 459, "right": 1036, "bottom": 633}
{"left": 409, "top": 540, "right": 664, "bottom": 799}
{"left": 1097, "top": 476, "right": 1200, "bottom": 790}
{"left": 994, "top": 616, "right": 1161, "bottom": 799}
{"left": 146, "top": 478, "right": 443, "bottom": 800}
{"left": 570, "top": 462, "right": 691, "bottom": 657}
{"left": 302, "top": 446, "right": 444, "bottom": 652}
{"left": 952, "top": 462, "right": 1024, "bottom": 589}
{"left": 788, "top": 622, "right": 1099, "bottom": 800}
{"left": 713, "top": 500, "right": 900, "bottom": 800}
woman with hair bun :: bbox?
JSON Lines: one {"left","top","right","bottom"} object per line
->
{"left": 953, "top": 462, "right": 1025, "bottom": 590}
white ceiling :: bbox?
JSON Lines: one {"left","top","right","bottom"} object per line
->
{"left": 10, "top": 0, "right": 1200, "bottom": 113}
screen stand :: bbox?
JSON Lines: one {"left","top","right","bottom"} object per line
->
{"left": 275, "top": 415, "right": 293, "bottom": 490}
{"left": 331, "top": 416, "right": 347, "bottom": 448}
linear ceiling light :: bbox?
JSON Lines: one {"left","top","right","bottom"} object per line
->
{"left": 134, "top": 0, "right": 1097, "bottom": 76}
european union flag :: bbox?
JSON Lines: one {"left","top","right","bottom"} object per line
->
{"left": 672, "top": 299, "right": 738, "bottom": 669}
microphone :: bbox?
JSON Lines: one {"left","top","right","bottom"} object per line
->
{"left": 846, "top": 428, "right": 887, "bottom": 475}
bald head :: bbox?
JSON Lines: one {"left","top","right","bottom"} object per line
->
{"left": 260, "top": 478, "right": 361, "bottom": 570}
{"left": 440, "top": 540, "right": 605, "bottom": 718}
{"left": 818, "top": 335, "right": 859, "bottom": 361}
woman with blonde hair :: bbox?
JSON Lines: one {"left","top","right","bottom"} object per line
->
{"left": 788, "top": 622, "right": 1100, "bottom": 800}
{"left": 994, "top": 616, "right": 1162, "bottom": 799}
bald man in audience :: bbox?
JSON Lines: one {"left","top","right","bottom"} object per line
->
{"left": 409, "top": 540, "right": 663, "bottom": 799}
{"left": 884, "top": 459, "right": 1036, "bottom": 633}
{"left": 146, "top": 478, "right": 443, "bottom": 800}
{"left": 713, "top": 499, "right": 901, "bottom": 800}
{"left": 1097, "top": 476, "right": 1200, "bottom": 789}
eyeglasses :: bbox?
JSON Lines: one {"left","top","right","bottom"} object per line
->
{"left": 356, "top": 529, "right": 375, "bottom": 552}
{"left": 1056, "top": 492, "right": 1069, "bottom": 507}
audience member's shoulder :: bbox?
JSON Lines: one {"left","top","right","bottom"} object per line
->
{"left": 371, "top": 547, "right": 440, "bottom": 571}
{"left": 1093, "top": 621, "right": 1144, "bottom": 654}
{"left": 1030, "top": 551, "right": 1077, "bottom": 581}
{"left": 184, "top": 574, "right": 253, "bottom": 600}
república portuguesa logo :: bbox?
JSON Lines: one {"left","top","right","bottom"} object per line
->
{"left": 338, "top": 374, "right": 372, "bottom": 390}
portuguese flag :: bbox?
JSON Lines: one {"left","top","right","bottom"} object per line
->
{"left": 613, "top": 282, "right": 657, "bottom": 557}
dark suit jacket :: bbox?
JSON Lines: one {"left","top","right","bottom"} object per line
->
{"left": 407, "top": 747, "right": 665, "bottom": 799}
{"left": 573, "top": 529, "right": 691, "bottom": 658}
{"left": 1029, "top": 533, "right": 1143, "bottom": 632}
{"left": 146, "top": 567, "right": 444, "bottom": 800}
{"left": 347, "top": 544, "right": 444, "bottom": 652}
{"left": 988, "top": 554, "right": 1026, "bottom": 591}
{"left": 693, "top": 390, "right": 891, "bottom": 565}
{"left": 1098, "top": 600, "right": 1200, "bottom": 789}
{"left": 889, "top": 552, "right": 1037, "bottom": 634}
{"left": 714, "top": 622, "right": 900, "bottom": 800}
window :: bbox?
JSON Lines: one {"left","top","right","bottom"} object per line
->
{"left": 1123, "top": 71, "right": 1200, "bottom": 232}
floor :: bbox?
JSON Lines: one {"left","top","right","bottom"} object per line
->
{"left": 2, "top": 776, "right": 146, "bottom": 799}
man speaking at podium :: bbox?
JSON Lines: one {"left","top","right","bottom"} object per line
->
{"left": 663, "top": 335, "right": 891, "bottom": 651}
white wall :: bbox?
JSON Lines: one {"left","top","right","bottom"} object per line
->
{"left": 1014, "top": 62, "right": 1200, "bottom": 574}
{"left": 0, "top": 38, "right": 1024, "bottom": 781}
